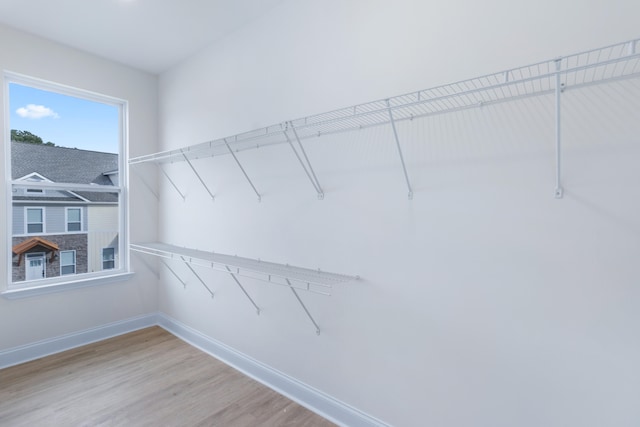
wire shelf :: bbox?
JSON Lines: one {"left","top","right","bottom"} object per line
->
{"left": 129, "top": 39, "right": 640, "bottom": 165}
{"left": 130, "top": 242, "right": 358, "bottom": 295}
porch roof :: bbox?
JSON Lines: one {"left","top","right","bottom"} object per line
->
{"left": 13, "top": 237, "right": 59, "bottom": 255}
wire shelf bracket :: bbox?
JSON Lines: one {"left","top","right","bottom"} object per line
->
{"left": 130, "top": 167, "right": 159, "bottom": 200}
{"left": 283, "top": 122, "right": 324, "bottom": 199}
{"left": 224, "top": 139, "right": 261, "bottom": 202}
{"left": 157, "top": 164, "right": 186, "bottom": 201}
{"left": 554, "top": 58, "right": 564, "bottom": 199}
{"left": 181, "top": 149, "right": 215, "bottom": 200}
{"left": 386, "top": 99, "right": 414, "bottom": 200}
{"left": 181, "top": 255, "right": 215, "bottom": 298}
{"left": 225, "top": 265, "right": 261, "bottom": 315}
{"left": 160, "top": 259, "right": 187, "bottom": 289}
{"left": 286, "top": 278, "right": 321, "bottom": 335}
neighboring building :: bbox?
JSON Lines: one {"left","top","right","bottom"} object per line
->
{"left": 87, "top": 205, "right": 119, "bottom": 273}
{"left": 11, "top": 141, "right": 119, "bottom": 282}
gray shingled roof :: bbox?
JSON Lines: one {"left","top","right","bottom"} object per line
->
{"left": 11, "top": 142, "right": 118, "bottom": 203}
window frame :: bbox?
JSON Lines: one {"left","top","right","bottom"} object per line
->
{"left": 60, "top": 250, "right": 76, "bottom": 276}
{"left": 3, "top": 71, "right": 131, "bottom": 296}
{"left": 25, "top": 206, "right": 45, "bottom": 234}
{"left": 65, "top": 207, "right": 83, "bottom": 232}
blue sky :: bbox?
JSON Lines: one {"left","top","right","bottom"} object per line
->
{"left": 9, "top": 83, "right": 119, "bottom": 154}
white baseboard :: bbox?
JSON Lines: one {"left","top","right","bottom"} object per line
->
{"left": 0, "top": 313, "right": 159, "bottom": 369}
{"left": 0, "top": 312, "right": 388, "bottom": 427}
{"left": 157, "top": 313, "right": 389, "bottom": 427}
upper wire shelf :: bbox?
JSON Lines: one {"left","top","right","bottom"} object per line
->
{"left": 130, "top": 39, "right": 640, "bottom": 166}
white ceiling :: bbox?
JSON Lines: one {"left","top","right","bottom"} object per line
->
{"left": 0, "top": 0, "right": 284, "bottom": 74}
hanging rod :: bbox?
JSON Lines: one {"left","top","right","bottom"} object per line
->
{"left": 129, "top": 38, "right": 640, "bottom": 166}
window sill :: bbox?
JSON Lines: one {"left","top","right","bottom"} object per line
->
{"left": 1, "top": 271, "right": 135, "bottom": 300}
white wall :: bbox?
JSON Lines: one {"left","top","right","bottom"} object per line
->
{"left": 0, "top": 24, "right": 159, "bottom": 349}
{"left": 158, "top": 1, "right": 640, "bottom": 426}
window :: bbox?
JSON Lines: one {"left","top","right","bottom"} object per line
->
{"left": 66, "top": 208, "right": 82, "bottom": 232}
{"left": 5, "top": 72, "right": 129, "bottom": 292}
{"left": 102, "top": 248, "right": 115, "bottom": 270}
{"left": 26, "top": 207, "right": 44, "bottom": 233}
{"left": 60, "top": 250, "right": 76, "bottom": 275}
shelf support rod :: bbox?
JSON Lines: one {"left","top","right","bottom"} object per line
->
{"left": 181, "top": 256, "right": 215, "bottom": 298}
{"left": 130, "top": 167, "right": 158, "bottom": 200}
{"left": 283, "top": 127, "right": 324, "bottom": 200}
{"left": 161, "top": 259, "right": 186, "bottom": 288}
{"left": 628, "top": 40, "right": 636, "bottom": 55}
{"left": 554, "top": 59, "right": 564, "bottom": 199}
{"left": 181, "top": 149, "right": 215, "bottom": 200}
{"left": 132, "top": 252, "right": 160, "bottom": 280}
{"left": 224, "top": 139, "right": 261, "bottom": 202}
{"left": 286, "top": 278, "right": 321, "bottom": 335}
{"left": 225, "top": 265, "right": 260, "bottom": 315}
{"left": 290, "top": 122, "right": 324, "bottom": 200}
{"left": 385, "top": 99, "right": 414, "bottom": 200}
{"left": 157, "top": 164, "right": 185, "bottom": 201}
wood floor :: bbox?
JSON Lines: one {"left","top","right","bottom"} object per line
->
{"left": 0, "top": 327, "right": 335, "bottom": 427}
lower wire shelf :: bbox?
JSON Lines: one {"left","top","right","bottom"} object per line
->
{"left": 130, "top": 242, "right": 359, "bottom": 335}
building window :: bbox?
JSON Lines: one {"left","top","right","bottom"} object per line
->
{"left": 60, "top": 250, "right": 76, "bottom": 275}
{"left": 66, "top": 208, "right": 82, "bottom": 232}
{"left": 26, "top": 207, "right": 44, "bottom": 234}
{"left": 102, "top": 248, "right": 115, "bottom": 270}
{"left": 6, "top": 72, "right": 129, "bottom": 290}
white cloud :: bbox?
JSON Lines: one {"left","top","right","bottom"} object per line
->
{"left": 16, "top": 104, "right": 60, "bottom": 119}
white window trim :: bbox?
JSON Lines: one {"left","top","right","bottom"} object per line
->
{"left": 65, "top": 207, "right": 83, "bottom": 232}
{"left": 60, "top": 250, "right": 76, "bottom": 276}
{"left": 3, "top": 71, "right": 131, "bottom": 297}
{"left": 21, "top": 173, "right": 48, "bottom": 194}
{"left": 1, "top": 273, "right": 134, "bottom": 299}
{"left": 17, "top": 172, "right": 50, "bottom": 182}
{"left": 25, "top": 206, "right": 45, "bottom": 234}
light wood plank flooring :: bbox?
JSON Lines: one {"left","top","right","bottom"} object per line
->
{"left": 0, "top": 327, "right": 335, "bottom": 427}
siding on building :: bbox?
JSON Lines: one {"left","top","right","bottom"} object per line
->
{"left": 46, "top": 206, "right": 64, "bottom": 233}
{"left": 87, "top": 205, "right": 117, "bottom": 231}
{"left": 87, "top": 205, "right": 119, "bottom": 272}
{"left": 12, "top": 204, "right": 88, "bottom": 236}
{"left": 12, "top": 205, "right": 23, "bottom": 235}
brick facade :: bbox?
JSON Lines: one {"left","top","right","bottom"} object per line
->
{"left": 12, "top": 234, "right": 88, "bottom": 283}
